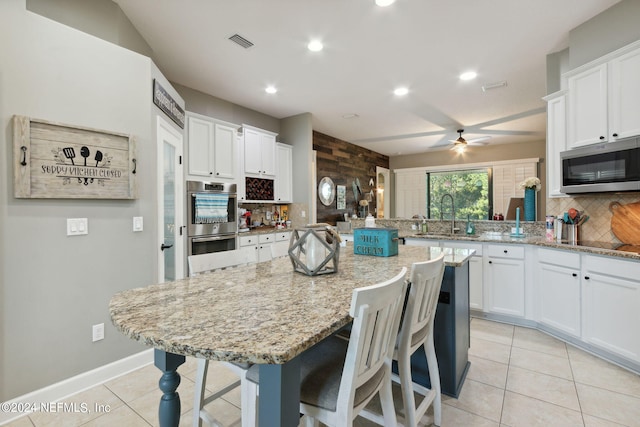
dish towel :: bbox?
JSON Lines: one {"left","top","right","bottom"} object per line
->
{"left": 194, "top": 193, "right": 229, "bottom": 224}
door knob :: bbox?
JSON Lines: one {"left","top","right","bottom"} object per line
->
{"left": 160, "top": 243, "right": 174, "bottom": 251}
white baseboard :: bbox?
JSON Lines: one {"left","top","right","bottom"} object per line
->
{"left": 0, "top": 349, "right": 154, "bottom": 425}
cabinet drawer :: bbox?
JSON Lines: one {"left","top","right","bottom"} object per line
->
{"left": 259, "top": 233, "right": 275, "bottom": 243}
{"left": 441, "top": 240, "right": 483, "bottom": 256}
{"left": 275, "top": 231, "right": 291, "bottom": 242}
{"left": 486, "top": 244, "right": 524, "bottom": 259}
{"left": 538, "top": 248, "right": 580, "bottom": 269}
{"left": 584, "top": 254, "right": 640, "bottom": 280}
{"left": 239, "top": 235, "right": 258, "bottom": 247}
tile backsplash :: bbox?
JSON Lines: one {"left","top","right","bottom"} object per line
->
{"left": 546, "top": 193, "right": 640, "bottom": 243}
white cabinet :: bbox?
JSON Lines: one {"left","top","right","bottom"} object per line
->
{"left": 243, "top": 126, "right": 276, "bottom": 177}
{"left": 240, "top": 232, "right": 291, "bottom": 262}
{"left": 273, "top": 231, "right": 291, "bottom": 258}
{"left": 486, "top": 244, "right": 525, "bottom": 317}
{"left": 275, "top": 143, "right": 293, "bottom": 203}
{"left": 608, "top": 47, "right": 640, "bottom": 141}
{"left": 442, "top": 241, "right": 484, "bottom": 310}
{"left": 537, "top": 248, "right": 581, "bottom": 337}
{"left": 186, "top": 113, "right": 237, "bottom": 180}
{"left": 543, "top": 92, "right": 568, "bottom": 198}
{"left": 567, "top": 64, "right": 608, "bottom": 148}
{"left": 566, "top": 42, "right": 640, "bottom": 148}
{"left": 582, "top": 255, "right": 640, "bottom": 363}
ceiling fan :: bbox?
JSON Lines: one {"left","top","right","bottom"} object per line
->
{"left": 449, "top": 129, "right": 491, "bottom": 152}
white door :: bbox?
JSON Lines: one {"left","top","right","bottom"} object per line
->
{"left": 157, "top": 116, "right": 184, "bottom": 282}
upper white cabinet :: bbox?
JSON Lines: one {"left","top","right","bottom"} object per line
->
{"left": 608, "top": 47, "right": 640, "bottom": 141}
{"left": 566, "top": 42, "right": 640, "bottom": 148}
{"left": 567, "top": 64, "right": 608, "bottom": 148}
{"left": 186, "top": 112, "right": 237, "bottom": 181}
{"left": 543, "top": 91, "right": 568, "bottom": 198}
{"left": 243, "top": 125, "right": 276, "bottom": 177}
{"left": 275, "top": 143, "right": 293, "bottom": 203}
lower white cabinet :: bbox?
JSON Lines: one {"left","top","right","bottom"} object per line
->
{"left": 240, "top": 231, "right": 291, "bottom": 262}
{"left": 582, "top": 255, "right": 640, "bottom": 363}
{"left": 486, "top": 244, "right": 525, "bottom": 317}
{"left": 273, "top": 231, "right": 291, "bottom": 258}
{"left": 537, "top": 248, "right": 581, "bottom": 337}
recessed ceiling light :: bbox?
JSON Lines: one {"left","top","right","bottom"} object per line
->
{"left": 307, "top": 40, "right": 323, "bottom": 52}
{"left": 375, "top": 0, "right": 396, "bottom": 6}
{"left": 265, "top": 86, "right": 277, "bottom": 94}
{"left": 394, "top": 87, "right": 409, "bottom": 96}
{"left": 459, "top": 71, "right": 477, "bottom": 81}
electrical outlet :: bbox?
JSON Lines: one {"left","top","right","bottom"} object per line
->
{"left": 92, "top": 323, "right": 104, "bottom": 342}
{"left": 67, "top": 218, "right": 88, "bottom": 236}
{"left": 301, "top": 210, "right": 306, "bottom": 218}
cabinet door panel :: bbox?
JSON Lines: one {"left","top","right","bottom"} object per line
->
{"left": 568, "top": 64, "right": 608, "bottom": 147}
{"left": 487, "top": 258, "right": 525, "bottom": 317}
{"left": 609, "top": 48, "right": 640, "bottom": 140}
{"left": 539, "top": 263, "right": 581, "bottom": 337}
{"left": 187, "top": 116, "right": 214, "bottom": 177}
{"left": 583, "top": 272, "right": 640, "bottom": 362}
{"left": 244, "top": 128, "right": 262, "bottom": 174}
{"left": 260, "top": 133, "right": 276, "bottom": 176}
{"left": 546, "top": 94, "right": 567, "bottom": 198}
{"left": 469, "top": 256, "right": 483, "bottom": 310}
{"left": 213, "top": 123, "right": 236, "bottom": 179}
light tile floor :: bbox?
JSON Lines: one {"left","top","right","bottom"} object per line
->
{"left": 4, "top": 318, "right": 640, "bottom": 426}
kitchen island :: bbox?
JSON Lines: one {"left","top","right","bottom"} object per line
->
{"left": 110, "top": 244, "right": 474, "bottom": 427}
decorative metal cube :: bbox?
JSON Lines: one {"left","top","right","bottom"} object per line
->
{"left": 288, "top": 226, "right": 340, "bottom": 276}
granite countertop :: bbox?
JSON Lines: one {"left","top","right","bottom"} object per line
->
{"left": 401, "top": 231, "right": 640, "bottom": 260}
{"left": 109, "top": 245, "right": 470, "bottom": 364}
{"left": 239, "top": 226, "right": 292, "bottom": 236}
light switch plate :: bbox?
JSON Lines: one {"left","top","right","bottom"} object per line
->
{"left": 67, "top": 218, "right": 88, "bottom": 236}
{"left": 133, "top": 216, "right": 143, "bottom": 232}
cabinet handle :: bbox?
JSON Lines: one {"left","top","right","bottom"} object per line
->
{"left": 613, "top": 133, "right": 618, "bottom": 137}
{"left": 209, "top": 172, "right": 213, "bottom": 175}
{"left": 216, "top": 172, "right": 219, "bottom": 175}
{"left": 572, "top": 273, "right": 577, "bottom": 277}
{"left": 584, "top": 276, "right": 590, "bottom": 280}
{"left": 488, "top": 260, "right": 493, "bottom": 264}
{"left": 503, "top": 250, "right": 508, "bottom": 254}
{"left": 599, "top": 136, "right": 605, "bottom": 140}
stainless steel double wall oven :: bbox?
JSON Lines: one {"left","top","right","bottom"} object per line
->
{"left": 187, "top": 181, "right": 237, "bottom": 256}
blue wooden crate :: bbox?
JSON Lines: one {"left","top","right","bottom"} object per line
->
{"left": 353, "top": 228, "right": 399, "bottom": 257}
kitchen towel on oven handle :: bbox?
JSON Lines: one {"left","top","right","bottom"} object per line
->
{"left": 194, "top": 193, "right": 229, "bottom": 224}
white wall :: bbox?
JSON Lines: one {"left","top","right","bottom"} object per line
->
{"left": 0, "top": 2, "right": 162, "bottom": 400}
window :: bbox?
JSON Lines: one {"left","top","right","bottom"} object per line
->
{"left": 427, "top": 169, "right": 492, "bottom": 220}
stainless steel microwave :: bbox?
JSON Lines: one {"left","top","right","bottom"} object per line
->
{"left": 560, "top": 138, "right": 640, "bottom": 194}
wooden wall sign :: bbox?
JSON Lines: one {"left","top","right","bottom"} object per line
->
{"left": 13, "top": 115, "right": 138, "bottom": 199}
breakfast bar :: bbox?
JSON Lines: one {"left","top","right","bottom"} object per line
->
{"left": 109, "top": 244, "right": 474, "bottom": 427}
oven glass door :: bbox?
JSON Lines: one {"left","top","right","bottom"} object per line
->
{"left": 189, "top": 234, "right": 237, "bottom": 256}
{"left": 188, "top": 192, "right": 237, "bottom": 237}
{"left": 562, "top": 147, "right": 640, "bottom": 186}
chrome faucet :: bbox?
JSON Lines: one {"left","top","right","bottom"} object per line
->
{"left": 440, "top": 193, "right": 459, "bottom": 234}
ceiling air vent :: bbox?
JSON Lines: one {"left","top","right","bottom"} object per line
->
{"left": 228, "top": 34, "right": 254, "bottom": 49}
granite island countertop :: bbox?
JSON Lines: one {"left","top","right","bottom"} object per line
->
{"left": 109, "top": 245, "right": 472, "bottom": 365}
